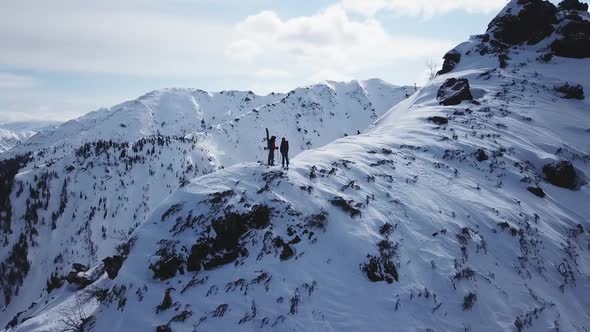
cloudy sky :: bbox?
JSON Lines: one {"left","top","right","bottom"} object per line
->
{"left": 0, "top": 0, "right": 578, "bottom": 122}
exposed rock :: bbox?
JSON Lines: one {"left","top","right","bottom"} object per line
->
{"left": 330, "top": 196, "right": 361, "bottom": 217}
{"left": 102, "top": 255, "right": 124, "bottom": 279}
{"left": 551, "top": 19, "right": 590, "bottom": 58}
{"left": 65, "top": 271, "right": 93, "bottom": 288}
{"left": 437, "top": 78, "right": 473, "bottom": 106}
{"left": 543, "top": 161, "right": 578, "bottom": 189}
{"left": 437, "top": 49, "right": 461, "bottom": 76}
{"left": 558, "top": 0, "right": 589, "bottom": 11}
{"left": 487, "top": 0, "right": 557, "bottom": 45}
{"left": 273, "top": 237, "right": 295, "bottom": 261}
{"left": 150, "top": 256, "right": 183, "bottom": 281}
{"left": 362, "top": 255, "right": 398, "bottom": 284}
{"left": 186, "top": 243, "right": 209, "bottom": 272}
{"left": 527, "top": 186, "right": 546, "bottom": 198}
{"left": 498, "top": 53, "right": 510, "bottom": 68}
{"left": 555, "top": 83, "right": 585, "bottom": 99}
{"left": 427, "top": 116, "right": 449, "bottom": 125}
{"left": 46, "top": 272, "right": 63, "bottom": 293}
{"left": 156, "top": 288, "right": 173, "bottom": 313}
{"left": 186, "top": 205, "right": 271, "bottom": 272}
{"left": 156, "top": 325, "right": 172, "bottom": 332}
{"left": 475, "top": 149, "right": 489, "bottom": 162}
{"left": 72, "top": 263, "right": 88, "bottom": 273}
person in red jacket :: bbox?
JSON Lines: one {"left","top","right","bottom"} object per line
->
{"left": 267, "top": 136, "right": 277, "bottom": 166}
{"left": 280, "top": 137, "right": 289, "bottom": 169}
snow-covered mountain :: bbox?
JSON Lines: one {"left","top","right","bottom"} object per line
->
{"left": 3, "top": 1, "right": 590, "bottom": 331}
{"left": 0, "top": 79, "right": 414, "bottom": 328}
{"left": 0, "top": 130, "right": 35, "bottom": 153}
{"left": 0, "top": 122, "right": 60, "bottom": 153}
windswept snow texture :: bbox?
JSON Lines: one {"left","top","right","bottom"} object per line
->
{"left": 0, "top": 80, "right": 413, "bottom": 327}
{"left": 4, "top": 2, "right": 590, "bottom": 331}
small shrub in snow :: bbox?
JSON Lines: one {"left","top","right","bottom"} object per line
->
{"left": 306, "top": 211, "right": 328, "bottom": 231}
{"left": 379, "top": 223, "right": 395, "bottom": 236}
{"left": 330, "top": 197, "right": 361, "bottom": 217}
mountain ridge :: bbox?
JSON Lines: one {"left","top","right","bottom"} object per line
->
{"left": 2, "top": 1, "right": 590, "bottom": 331}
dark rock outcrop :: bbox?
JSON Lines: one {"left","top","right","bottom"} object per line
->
{"left": 65, "top": 271, "right": 93, "bottom": 288}
{"left": 542, "top": 161, "right": 578, "bottom": 189}
{"left": 558, "top": 0, "right": 589, "bottom": 11}
{"left": 427, "top": 116, "right": 449, "bottom": 125}
{"left": 150, "top": 256, "right": 183, "bottom": 281}
{"left": 72, "top": 263, "right": 88, "bottom": 273}
{"left": 551, "top": 18, "right": 590, "bottom": 58}
{"left": 555, "top": 83, "right": 585, "bottom": 99}
{"left": 273, "top": 237, "right": 295, "bottom": 261}
{"left": 156, "top": 325, "right": 172, "bottom": 332}
{"left": 437, "top": 49, "right": 461, "bottom": 76}
{"left": 487, "top": 0, "right": 558, "bottom": 45}
{"left": 475, "top": 149, "right": 489, "bottom": 162}
{"left": 362, "top": 255, "right": 398, "bottom": 284}
{"left": 186, "top": 205, "right": 271, "bottom": 272}
{"left": 437, "top": 78, "right": 473, "bottom": 106}
{"left": 527, "top": 186, "right": 546, "bottom": 198}
{"left": 102, "top": 255, "right": 124, "bottom": 279}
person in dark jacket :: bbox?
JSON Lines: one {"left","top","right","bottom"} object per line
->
{"left": 267, "top": 136, "right": 277, "bottom": 166}
{"left": 280, "top": 137, "right": 289, "bottom": 168}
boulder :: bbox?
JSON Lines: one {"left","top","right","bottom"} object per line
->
{"left": 427, "top": 116, "right": 449, "bottom": 125}
{"left": 542, "top": 161, "right": 578, "bottom": 189}
{"left": 150, "top": 256, "right": 183, "bottom": 281}
{"left": 558, "top": 0, "right": 588, "bottom": 11}
{"left": 156, "top": 325, "right": 172, "bottom": 332}
{"left": 527, "top": 186, "right": 546, "bottom": 198}
{"left": 555, "top": 83, "right": 585, "bottom": 99}
{"left": 102, "top": 255, "right": 124, "bottom": 279}
{"left": 437, "top": 49, "right": 461, "bottom": 76}
{"left": 437, "top": 78, "right": 473, "bottom": 106}
{"left": 488, "top": 0, "right": 557, "bottom": 45}
{"left": 475, "top": 149, "right": 489, "bottom": 162}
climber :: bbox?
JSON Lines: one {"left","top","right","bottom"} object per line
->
{"left": 280, "top": 137, "right": 289, "bottom": 169}
{"left": 267, "top": 135, "right": 277, "bottom": 166}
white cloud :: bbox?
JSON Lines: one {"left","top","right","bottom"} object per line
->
{"left": 254, "top": 69, "right": 291, "bottom": 79}
{"left": 226, "top": 40, "right": 263, "bottom": 62}
{"left": 227, "top": 5, "right": 454, "bottom": 86}
{"left": 0, "top": 72, "right": 36, "bottom": 88}
{"left": 0, "top": 0, "right": 236, "bottom": 77}
{"left": 341, "top": 0, "right": 507, "bottom": 18}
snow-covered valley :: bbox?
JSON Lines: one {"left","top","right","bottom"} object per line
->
{"left": 1, "top": 1, "right": 590, "bottom": 331}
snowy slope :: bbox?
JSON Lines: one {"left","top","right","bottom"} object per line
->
{"left": 0, "top": 80, "right": 413, "bottom": 327}
{"left": 0, "top": 129, "right": 35, "bottom": 153}
{"left": 0, "top": 122, "right": 60, "bottom": 153}
{"left": 5, "top": 1, "right": 589, "bottom": 331}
